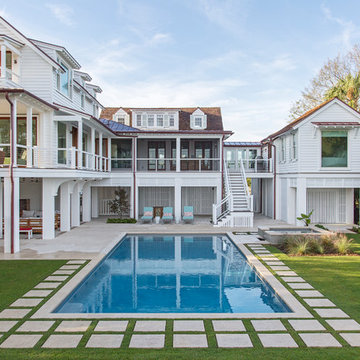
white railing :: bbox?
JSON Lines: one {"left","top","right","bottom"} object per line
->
{"left": 137, "top": 158, "right": 176, "bottom": 172}
{"left": 180, "top": 158, "right": 221, "bottom": 171}
{"left": 239, "top": 156, "right": 253, "bottom": 211}
{"left": 0, "top": 68, "right": 20, "bottom": 83}
{"left": 111, "top": 158, "right": 133, "bottom": 171}
{"left": 227, "top": 158, "right": 273, "bottom": 173}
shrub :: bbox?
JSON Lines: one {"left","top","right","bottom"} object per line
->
{"left": 333, "top": 234, "right": 353, "bottom": 255}
{"left": 308, "top": 239, "right": 324, "bottom": 254}
{"left": 284, "top": 237, "right": 311, "bottom": 256}
{"left": 319, "top": 234, "right": 336, "bottom": 254}
{"left": 351, "top": 226, "right": 360, "bottom": 234}
{"left": 107, "top": 218, "right": 137, "bottom": 224}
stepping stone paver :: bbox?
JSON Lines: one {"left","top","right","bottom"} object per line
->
{"left": 173, "top": 320, "right": 205, "bottom": 332}
{"left": 11, "top": 298, "right": 43, "bottom": 307}
{"left": 281, "top": 277, "right": 305, "bottom": 283}
{"left": 259, "top": 256, "right": 276, "bottom": 260}
{"left": 55, "top": 321, "right": 91, "bottom": 332}
{"left": 53, "top": 270, "right": 75, "bottom": 275}
{"left": 0, "top": 334, "right": 42, "bottom": 348}
{"left": 134, "top": 320, "right": 166, "bottom": 332}
{"left": 295, "top": 290, "right": 323, "bottom": 298}
{"left": 276, "top": 271, "right": 298, "bottom": 276}
{"left": 173, "top": 334, "right": 208, "bottom": 348}
{"left": 23, "top": 290, "right": 52, "bottom": 298}
{"left": 59, "top": 265, "right": 81, "bottom": 270}
{"left": 42, "top": 334, "right": 82, "bottom": 348}
{"left": 0, "top": 309, "right": 31, "bottom": 319}
{"left": 212, "top": 320, "right": 245, "bottom": 332}
{"left": 289, "top": 320, "right": 326, "bottom": 331}
{"left": 34, "top": 282, "right": 61, "bottom": 289}
{"left": 326, "top": 319, "right": 360, "bottom": 331}
{"left": 129, "top": 334, "right": 165, "bottom": 348}
{"left": 340, "top": 333, "right": 360, "bottom": 346}
{"left": 67, "top": 260, "right": 86, "bottom": 264}
{"left": 251, "top": 320, "right": 286, "bottom": 331}
{"left": 287, "top": 283, "right": 314, "bottom": 290}
{"left": 17, "top": 321, "right": 55, "bottom": 332}
{"left": 265, "top": 261, "right": 285, "bottom": 266}
{"left": 44, "top": 276, "right": 68, "bottom": 282}
{"left": 299, "top": 333, "right": 342, "bottom": 347}
{"left": 86, "top": 334, "right": 124, "bottom": 348}
{"left": 269, "top": 266, "right": 290, "bottom": 271}
{"left": 303, "top": 298, "right": 335, "bottom": 307}
{"left": 258, "top": 333, "right": 298, "bottom": 348}
{"left": 216, "top": 334, "right": 253, "bottom": 348}
{"left": 314, "top": 308, "right": 349, "bottom": 318}
{"left": 94, "top": 320, "right": 128, "bottom": 332}
{"left": 0, "top": 321, "right": 17, "bottom": 332}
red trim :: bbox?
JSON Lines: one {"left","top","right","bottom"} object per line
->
{"left": 311, "top": 121, "right": 360, "bottom": 126}
{"left": 271, "top": 143, "right": 276, "bottom": 219}
{"left": 132, "top": 138, "right": 136, "bottom": 219}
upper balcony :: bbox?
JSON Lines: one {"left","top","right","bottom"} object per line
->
{"left": 0, "top": 36, "right": 22, "bottom": 88}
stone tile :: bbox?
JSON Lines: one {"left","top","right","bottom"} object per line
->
{"left": 34, "top": 282, "right": 62, "bottom": 289}
{"left": 173, "top": 320, "right": 205, "bottom": 332}
{"left": 173, "top": 334, "right": 208, "bottom": 348}
{"left": 17, "top": 320, "right": 55, "bottom": 332}
{"left": 251, "top": 320, "right": 286, "bottom": 331}
{"left": 289, "top": 320, "right": 326, "bottom": 331}
{"left": 86, "top": 334, "right": 124, "bottom": 348}
{"left": 258, "top": 333, "right": 298, "bottom": 348}
{"left": 0, "top": 321, "right": 17, "bottom": 332}
{"left": 265, "top": 261, "right": 285, "bottom": 266}
{"left": 258, "top": 256, "right": 277, "bottom": 260}
{"left": 212, "top": 320, "right": 245, "bottom": 332}
{"left": 44, "top": 276, "right": 68, "bottom": 282}
{"left": 94, "top": 320, "right": 128, "bottom": 332}
{"left": 340, "top": 333, "right": 360, "bottom": 347}
{"left": 23, "top": 290, "right": 52, "bottom": 298}
{"left": 216, "top": 334, "right": 253, "bottom": 348}
{"left": 42, "top": 334, "right": 82, "bottom": 348}
{"left": 67, "top": 260, "right": 86, "bottom": 264}
{"left": 276, "top": 271, "right": 298, "bottom": 276}
{"left": 134, "top": 321, "right": 166, "bottom": 332}
{"left": 326, "top": 319, "right": 360, "bottom": 331}
{"left": 11, "top": 298, "right": 43, "bottom": 307}
{"left": 295, "top": 290, "right": 323, "bottom": 298}
{"left": 299, "top": 333, "right": 342, "bottom": 347}
{"left": 55, "top": 321, "right": 91, "bottom": 332}
{"left": 254, "top": 251, "right": 271, "bottom": 254}
{"left": 0, "top": 309, "right": 31, "bottom": 319}
{"left": 287, "top": 283, "right": 314, "bottom": 290}
{"left": 314, "top": 308, "right": 349, "bottom": 318}
{"left": 0, "top": 334, "right": 42, "bottom": 348}
{"left": 269, "top": 266, "right": 290, "bottom": 271}
{"left": 281, "top": 277, "right": 305, "bottom": 283}
{"left": 303, "top": 298, "right": 336, "bottom": 307}
{"left": 59, "top": 265, "right": 81, "bottom": 270}
{"left": 129, "top": 334, "right": 165, "bottom": 348}
{"left": 53, "top": 270, "right": 75, "bottom": 275}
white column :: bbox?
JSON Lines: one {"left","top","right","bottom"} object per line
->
{"left": 0, "top": 181, "right": 2, "bottom": 239}
{"left": 174, "top": 179, "right": 181, "bottom": 223}
{"left": 4, "top": 176, "right": 20, "bottom": 253}
{"left": 91, "top": 128, "right": 95, "bottom": 170}
{"left": 77, "top": 120, "right": 83, "bottom": 168}
{"left": 99, "top": 132, "right": 103, "bottom": 171}
{"left": 107, "top": 137, "right": 111, "bottom": 171}
{"left": 219, "top": 137, "right": 223, "bottom": 172}
{"left": 296, "top": 178, "right": 307, "bottom": 226}
{"left": 0, "top": 45, "right": 6, "bottom": 79}
{"left": 26, "top": 107, "right": 33, "bottom": 167}
{"left": 346, "top": 188, "right": 354, "bottom": 224}
{"left": 287, "top": 179, "right": 296, "bottom": 225}
{"left": 71, "top": 183, "right": 80, "bottom": 227}
{"left": 82, "top": 183, "right": 92, "bottom": 222}
{"left": 130, "top": 184, "right": 135, "bottom": 218}
{"left": 60, "top": 182, "right": 71, "bottom": 232}
{"left": 91, "top": 187, "right": 99, "bottom": 218}
{"left": 133, "top": 137, "right": 137, "bottom": 172}
{"left": 42, "top": 179, "right": 56, "bottom": 240}
{"left": 135, "top": 183, "right": 139, "bottom": 220}
{"left": 11, "top": 98, "right": 17, "bottom": 167}
{"left": 176, "top": 137, "right": 180, "bottom": 172}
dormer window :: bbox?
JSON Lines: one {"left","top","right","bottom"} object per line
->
{"left": 194, "top": 117, "right": 203, "bottom": 127}
{"left": 169, "top": 115, "right": 175, "bottom": 127}
{"left": 117, "top": 116, "right": 125, "bottom": 124}
{"left": 136, "top": 114, "right": 142, "bottom": 127}
{"left": 148, "top": 114, "right": 155, "bottom": 127}
{"left": 190, "top": 109, "right": 207, "bottom": 130}
{"left": 60, "top": 62, "right": 70, "bottom": 96}
{"left": 157, "top": 115, "right": 164, "bottom": 127}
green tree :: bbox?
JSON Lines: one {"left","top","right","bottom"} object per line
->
{"left": 109, "top": 188, "right": 130, "bottom": 218}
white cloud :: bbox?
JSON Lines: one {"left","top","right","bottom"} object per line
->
{"left": 0, "top": 7, "right": 9, "bottom": 18}
{"left": 46, "top": 3, "right": 74, "bottom": 26}
{"left": 252, "top": 54, "right": 296, "bottom": 74}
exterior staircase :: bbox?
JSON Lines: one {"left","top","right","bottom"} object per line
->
{"left": 213, "top": 160, "right": 254, "bottom": 227}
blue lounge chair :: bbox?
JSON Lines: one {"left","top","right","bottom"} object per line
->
{"left": 162, "top": 207, "right": 174, "bottom": 223}
{"left": 141, "top": 207, "right": 153, "bottom": 223}
{"left": 183, "top": 206, "right": 194, "bottom": 223}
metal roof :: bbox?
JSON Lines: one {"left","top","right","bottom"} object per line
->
{"left": 99, "top": 118, "right": 140, "bottom": 132}
{"left": 224, "top": 142, "right": 262, "bottom": 147}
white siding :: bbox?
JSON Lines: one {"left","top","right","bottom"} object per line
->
{"left": 181, "top": 187, "right": 215, "bottom": 215}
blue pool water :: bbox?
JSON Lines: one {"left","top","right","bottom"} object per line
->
{"left": 56, "top": 235, "right": 291, "bottom": 313}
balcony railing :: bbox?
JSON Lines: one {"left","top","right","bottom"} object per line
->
{"left": 111, "top": 158, "right": 133, "bottom": 171}
{"left": 0, "top": 69, "right": 20, "bottom": 84}
{"left": 227, "top": 158, "right": 273, "bottom": 173}
{"left": 180, "top": 158, "right": 220, "bottom": 171}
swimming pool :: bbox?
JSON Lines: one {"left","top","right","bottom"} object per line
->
{"left": 55, "top": 235, "right": 291, "bottom": 314}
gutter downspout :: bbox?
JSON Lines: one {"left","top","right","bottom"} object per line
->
{"left": 221, "top": 135, "right": 224, "bottom": 201}
{"left": 270, "top": 142, "right": 276, "bottom": 219}
{"left": 5, "top": 93, "right": 15, "bottom": 254}
{"left": 132, "top": 137, "right": 136, "bottom": 219}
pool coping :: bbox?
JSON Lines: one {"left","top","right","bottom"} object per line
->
{"left": 31, "top": 232, "right": 312, "bottom": 319}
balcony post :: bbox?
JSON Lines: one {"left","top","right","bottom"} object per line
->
{"left": 77, "top": 120, "right": 83, "bottom": 168}
{"left": 107, "top": 137, "right": 111, "bottom": 171}
{"left": 26, "top": 107, "right": 33, "bottom": 167}
{"left": 176, "top": 137, "right": 180, "bottom": 172}
{"left": 0, "top": 45, "right": 6, "bottom": 79}
{"left": 99, "top": 132, "right": 103, "bottom": 171}
{"left": 90, "top": 128, "right": 95, "bottom": 170}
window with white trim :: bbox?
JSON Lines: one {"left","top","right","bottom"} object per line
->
{"left": 169, "top": 114, "right": 175, "bottom": 127}
{"left": 194, "top": 117, "right": 203, "bottom": 127}
{"left": 80, "top": 93, "right": 85, "bottom": 109}
{"left": 281, "top": 137, "right": 286, "bottom": 162}
{"left": 291, "top": 133, "right": 297, "bottom": 160}
{"left": 117, "top": 116, "right": 125, "bottom": 124}
{"left": 136, "top": 114, "right": 142, "bottom": 127}
{"left": 148, "top": 114, "right": 155, "bottom": 127}
{"left": 157, "top": 114, "right": 164, "bottom": 127}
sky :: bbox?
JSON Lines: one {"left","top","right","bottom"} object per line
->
{"left": 2, "top": 0, "right": 360, "bottom": 140}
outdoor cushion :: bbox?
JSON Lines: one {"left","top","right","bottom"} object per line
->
{"left": 22, "top": 210, "right": 35, "bottom": 218}
{"left": 143, "top": 211, "right": 153, "bottom": 217}
{"left": 163, "top": 213, "right": 172, "bottom": 217}
{"left": 184, "top": 212, "right": 193, "bottom": 217}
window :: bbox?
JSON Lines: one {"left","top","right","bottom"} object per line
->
{"left": 321, "top": 130, "right": 348, "bottom": 167}
{"left": 147, "top": 114, "right": 154, "bottom": 127}
{"left": 281, "top": 138, "right": 285, "bottom": 162}
{"left": 169, "top": 114, "right": 175, "bottom": 127}
{"left": 136, "top": 114, "right": 142, "bottom": 127}
{"left": 291, "top": 133, "right": 297, "bottom": 160}
{"left": 157, "top": 115, "right": 164, "bottom": 127}
{"left": 81, "top": 93, "right": 85, "bottom": 109}
{"left": 59, "top": 62, "right": 70, "bottom": 97}
{"left": 194, "top": 117, "right": 203, "bottom": 127}
{"left": 117, "top": 116, "right": 125, "bottom": 124}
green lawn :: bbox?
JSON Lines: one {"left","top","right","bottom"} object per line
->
{"left": 0, "top": 236, "right": 359, "bottom": 360}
